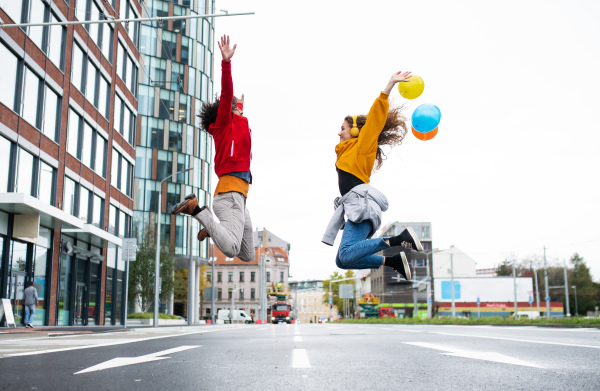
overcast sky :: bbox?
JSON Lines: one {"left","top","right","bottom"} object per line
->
{"left": 210, "top": 0, "right": 600, "bottom": 282}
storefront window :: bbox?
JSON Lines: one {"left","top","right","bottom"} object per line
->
{"left": 57, "top": 251, "right": 72, "bottom": 325}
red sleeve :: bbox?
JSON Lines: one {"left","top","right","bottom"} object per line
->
{"left": 214, "top": 60, "right": 233, "bottom": 128}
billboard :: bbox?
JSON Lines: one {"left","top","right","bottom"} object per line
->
{"left": 434, "top": 277, "right": 533, "bottom": 302}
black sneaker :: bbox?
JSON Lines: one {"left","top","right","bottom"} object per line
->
{"left": 385, "top": 252, "right": 412, "bottom": 281}
{"left": 389, "top": 227, "right": 423, "bottom": 252}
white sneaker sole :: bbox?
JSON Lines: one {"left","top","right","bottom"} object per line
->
{"left": 400, "top": 252, "right": 412, "bottom": 281}
{"left": 406, "top": 226, "right": 423, "bottom": 252}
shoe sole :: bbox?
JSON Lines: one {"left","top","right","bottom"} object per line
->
{"left": 406, "top": 226, "right": 424, "bottom": 252}
{"left": 400, "top": 252, "right": 412, "bottom": 281}
{"left": 171, "top": 194, "right": 197, "bottom": 215}
{"left": 197, "top": 229, "right": 210, "bottom": 242}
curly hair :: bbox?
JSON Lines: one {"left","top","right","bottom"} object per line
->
{"left": 344, "top": 105, "right": 408, "bottom": 170}
{"left": 197, "top": 94, "right": 239, "bottom": 132}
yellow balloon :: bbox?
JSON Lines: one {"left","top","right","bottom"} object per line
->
{"left": 398, "top": 75, "right": 425, "bottom": 100}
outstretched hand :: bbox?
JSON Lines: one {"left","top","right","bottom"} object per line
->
{"left": 383, "top": 70, "right": 412, "bottom": 95}
{"left": 218, "top": 35, "right": 237, "bottom": 61}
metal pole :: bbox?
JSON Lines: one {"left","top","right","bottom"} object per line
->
{"left": 124, "top": 249, "right": 129, "bottom": 328}
{"left": 210, "top": 241, "right": 215, "bottom": 324}
{"left": 413, "top": 266, "right": 417, "bottom": 318}
{"left": 154, "top": 191, "right": 161, "bottom": 327}
{"left": 543, "top": 246, "right": 551, "bottom": 318}
{"left": 563, "top": 259, "right": 570, "bottom": 316}
{"left": 450, "top": 252, "right": 455, "bottom": 318}
{"left": 329, "top": 280, "right": 333, "bottom": 321}
{"left": 533, "top": 262, "right": 541, "bottom": 315}
{"left": 572, "top": 286, "right": 578, "bottom": 315}
{"left": 513, "top": 260, "right": 518, "bottom": 315}
{"left": 0, "top": 12, "right": 256, "bottom": 29}
{"left": 187, "top": 226, "right": 195, "bottom": 326}
{"left": 426, "top": 252, "right": 432, "bottom": 319}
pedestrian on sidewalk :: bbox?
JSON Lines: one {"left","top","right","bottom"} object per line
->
{"left": 322, "top": 71, "right": 424, "bottom": 280}
{"left": 171, "top": 35, "right": 254, "bottom": 263}
{"left": 23, "top": 282, "right": 38, "bottom": 328}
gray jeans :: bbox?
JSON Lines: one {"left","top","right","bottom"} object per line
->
{"left": 194, "top": 191, "right": 255, "bottom": 262}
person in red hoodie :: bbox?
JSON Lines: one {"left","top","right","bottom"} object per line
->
{"left": 171, "top": 35, "right": 254, "bottom": 263}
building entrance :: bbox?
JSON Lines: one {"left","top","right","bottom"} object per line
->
{"left": 74, "top": 283, "right": 87, "bottom": 326}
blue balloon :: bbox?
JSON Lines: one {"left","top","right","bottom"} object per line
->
{"left": 411, "top": 104, "right": 441, "bottom": 133}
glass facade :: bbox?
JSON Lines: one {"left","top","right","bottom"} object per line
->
{"left": 134, "top": 0, "right": 215, "bottom": 260}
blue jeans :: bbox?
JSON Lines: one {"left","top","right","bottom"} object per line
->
{"left": 335, "top": 220, "right": 390, "bottom": 270}
{"left": 25, "top": 305, "right": 35, "bottom": 324}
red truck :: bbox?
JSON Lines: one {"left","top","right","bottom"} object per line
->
{"left": 271, "top": 301, "right": 292, "bottom": 324}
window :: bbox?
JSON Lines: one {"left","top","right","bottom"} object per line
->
{"left": 0, "top": 43, "right": 19, "bottom": 111}
{"left": 43, "top": 86, "right": 60, "bottom": 142}
{"left": 206, "top": 272, "right": 212, "bottom": 283}
{"left": 86, "top": 59, "right": 98, "bottom": 105}
{"left": 217, "top": 272, "right": 222, "bottom": 283}
{"left": 251, "top": 272, "right": 255, "bottom": 282}
{"left": 79, "top": 186, "right": 90, "bottom": 222}
{"left": 109, "top": 204, "right": 117, "bottom": 234}
{"left": 196, "top": 43, "right": 204, "bottom": 73}
{"left": 280, "top": 272, "right": 284, "bottom": 283}
{"left": 251, "top": 288, "right": 255, "bottom": 299}
{"left": 16, "top": 148, "right": 34, "bottom": 196}
{"left": 63, "top": 177, "right": 77, "bottom": 216}
{"left": 95, "top": 134, "right": 107, "bottom": 178}
{"left": 111, "top": 148, "right": 120, "bottom": 188}
{"left": 239, "top": 272, "right": 244, "bottom": 282}
{"left": 172, "top": 5, "right": 186, "bottom": 34}
{"left": 3, "top": 2, "right": 24, "bottom": 25}
{"left": 140, "top": 117, "right": 164, "bottom": 149}
{"left": 38, "top": 161, "right": 55, "bottom": 205}
{"left": 135, "top": 147, "right": 152, "bottom": 179}
{"left": 101, "top": 18, "right": 113, "bottom": 62}
{"left": 21, "top": 67, "right": 41, "bottom": 128}
{"left": 28, "top": 0, "right": 46, "bottom": 50}
{"left": 266, "top": 272, "right": 270, "bottom": 283}
{"left": 169, "top": 122, "right": 182, "bottom": 152}
{"left": 180, "top": 36, "right": 190, "bottom": 65}
{"left": 140, "top": 26, "right": 157, "bottom": 56}
{"left": 98, "top": 76, "right": 110, "bottom": 119}
{"left": 228, "top": 272, "right": 233, "bottom": 282}
{"left": 116, "top": 43, "right": 125, "bottom": 81}
{"left": 48, "top": 13, "right": 65, "bottom": 70}
{"left": 149, "top": 58, "right": 167, "bottom": 86}
{"left": 158, "top": 89, "right": 174, "bottom": 119}
{"left": 82, "top": 122, "right": 93, "bottom": 167}
{"left": 239, "top": 290, "right": 243, "bottom": 300}
{"left": 113, "top": 96, "right": 122, "bottom": 134}
{"left": 138, "top": 85, "right": 154, "bottom": 116}
{"left": 277, "top": 257, "right": 285, "bottom": 263}
{"left": 87, "top": 0, "right": 102, "bottom": 46}
{"left": 170, "top": 63, "right": 184, "bottom": 92}
{"left": 72, "top": 44, "right": 85, "bottom": 92}
{"left": 161, "top": 31, "right": 176, "bottom": 60}
{"left": 156, "top": 150, "right": 172, "bottom": 180}
{"left": 188, "top": 70, "right": 196, "bottom": 99}
{"left": 178, "top": 94, "right": 190, "bottom": 123}
{"left": 0, "top": 136, "right": 13, "bottom": 192}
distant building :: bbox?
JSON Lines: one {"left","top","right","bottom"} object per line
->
{"left": 433, "top": 246, "right": 477, "bottom": 278}
{"left": 369, "top": 221, "right": 432, "bottom": 317}
{"left": 201, "top": 229, "right": 290, "bottom": 320}
{"left": 289, "top": 280, "right": 337, "bottom": 323}
{"left": 476, "top": 267, "right": 499, "bottom": 277}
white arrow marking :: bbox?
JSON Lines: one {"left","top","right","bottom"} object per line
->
{"left": 405, "top": 342, "right": 543, "bottom": 368}
{"left": 74, "top": 345, "right": 200, "bottom": 374}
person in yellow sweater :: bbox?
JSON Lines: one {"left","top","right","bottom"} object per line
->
{"left": 322, "top": 71, "right": 424, "bottom": 280}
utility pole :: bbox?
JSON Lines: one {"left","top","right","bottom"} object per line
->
{"left": 413, "top": 265, "right": 418, "bottom": 318}
{"left": 426, "top": 252, "right": 432, "bottom": 319}
{"left": 210, "top": 241, "right": 215, "bottom": 325}
{"left": 450, "top": 252, "right": 455, "bottom": 318}
{"left": 532, "top": 262, "right": 541, "bottom": 315}
{"left": 544, "top": 246, "right": 551, "bottom": 318}
{"left": 187, "top": 227, "right": 195, "bottom": 326}
{"left": 513, "top": 260, "right": 518, "bottom": 315}
{"left": 564, "top": 258, "right": 570, "bottom": 316}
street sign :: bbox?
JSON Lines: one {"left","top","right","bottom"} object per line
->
{"left": 529, "top": 296, "right": 533, "bottom": 304}
{"left": 476, "top": 297, "right": 480, "bottom": 305}
{"left": 328, "top": 296, "right": 332, "bottom": 304}
{"left": 427, "top": 298, "right": 432, "bottom": 305}
{"left": 339, "top": 284, "right": 354, "bottom": 299}
{"left": 122, "top": 238, "right": 138, "bottom": 261}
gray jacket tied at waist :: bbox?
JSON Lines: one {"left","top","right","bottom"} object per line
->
{"left": 322, "top": 184, "right": 389, "bottom": 246}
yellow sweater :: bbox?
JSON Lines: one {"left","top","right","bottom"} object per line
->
{"left": 335, "top": 92, "right": 389, "bottom": 183}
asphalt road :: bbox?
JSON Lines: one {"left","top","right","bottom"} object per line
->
{"left": 1, "top": 323, "right": 600, "bottom": 390}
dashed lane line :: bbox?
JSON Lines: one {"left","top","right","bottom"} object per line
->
{"left": 292, "top": 349, "right": 310, "bottom": 368}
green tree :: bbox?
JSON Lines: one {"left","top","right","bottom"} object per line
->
{"left": 128, "top": 223, "right": 177, "bottom": 313}
{"left": 569, "top": 253, "right": 599, "bottom": 315}
{"left": 322, "top": 270, "right": 356, "bottom": 318}
{"left": 174, "top": 265, "right": 208, "bottom": 318}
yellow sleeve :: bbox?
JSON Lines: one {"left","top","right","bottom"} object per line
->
{"left": 357, "top": 92, "right": 390, "bottom": 154}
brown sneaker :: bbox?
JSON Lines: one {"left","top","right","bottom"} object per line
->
{"left": 171, "top": 194, "right": 199, "bottom": 216}
{"left": 197, "top": 228, "right": 210, "bottom": 242}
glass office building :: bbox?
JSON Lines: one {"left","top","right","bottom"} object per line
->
{"left": 0, "top": 0, "right": 141, "bottom": 326}
{"left": 133, "top": 0, "right": 215, "bottom": 315}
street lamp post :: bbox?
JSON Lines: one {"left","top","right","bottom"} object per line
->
{"left": 154, "top": 167, "right": 193, "bottom": 327}
{"left": 572, "top": 285, "right": 578, "bottom": 316}
{"left": 210, "top": 240, "right": 216, "bottom": 325}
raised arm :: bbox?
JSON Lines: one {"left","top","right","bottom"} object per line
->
{"left": 213, "top": 35, "right": 237, "bottom": 128}
{"left": 383, "top": 70, "right": 412, "bottom": 95}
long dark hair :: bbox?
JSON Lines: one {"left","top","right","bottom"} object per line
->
{"left": 197, "top": 94, "right": 239, "bottom": 132}
{"left": 344, "top": 105, "right": 408, "bottom": 170}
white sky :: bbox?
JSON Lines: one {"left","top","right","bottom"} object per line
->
{"left": 211, "top": 0, "right": 600, "bottom": 282}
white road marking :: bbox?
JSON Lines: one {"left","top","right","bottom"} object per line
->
{"left": 293, "top": 336, "right": 303, "bottom": 342}
{"left": 394, "top": 329, "right": 423, "bottom": 333}
{"left": 74, "top": 346, "right": 199, "bottom": 374}
{"left": 292, "top": 349, "right": 310, "bottom": 368}
{"left": 2, "top": 327, "right": 236, "bottom": 358}
{"left": 405, "top": 342, "right": 543, "bottom": 368}
{"left": 255, "top": 328, "right": 267, "bottom": 331}
{"left": 433, "top": 331, "right": 600, "bottom": 349}
{"left": 380, "top": 328, "right": 394, "bottom": 330}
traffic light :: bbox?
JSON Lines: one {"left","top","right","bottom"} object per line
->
{"left": 361, "top": 274, "right": 367, "bottom": 282}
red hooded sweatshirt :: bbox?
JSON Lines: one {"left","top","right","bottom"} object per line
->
{"left": 208, "top": 61, "right": 252, "bottom": 178}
